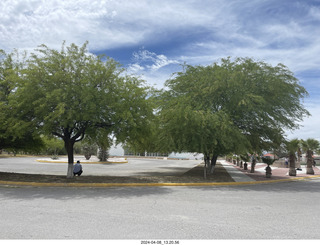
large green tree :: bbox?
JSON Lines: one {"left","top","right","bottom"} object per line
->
{"left": 158, "top": 57, "right": 310, "bottom": 175}
{"left": 1, "top": 50, "right": 43, "bottom": 152}
{"left": 9, "top": 42, "right": 153, "bottom": 178}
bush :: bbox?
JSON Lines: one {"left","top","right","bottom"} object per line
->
{"left": 98, "top": 148, "right": 109, "bottom": 162}
{"left": 81, "top": 143, "right": 97, "bottom": 160}
{"left": 262, "top": 157, "right": 276, "bottom": 165}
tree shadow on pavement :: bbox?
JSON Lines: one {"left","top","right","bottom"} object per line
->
{"left": 0, "top": 185, "right": 175, "bottom": 200}
{"left": 189, "top": 178, "right": 320, "bottom": 194}
{"left": 0, "top": 162, "right": 234, "bottom": 184}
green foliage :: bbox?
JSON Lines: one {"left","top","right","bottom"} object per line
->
{"left": 80, "top": 142, "right": 97, "bottom": 160}
{"left": 118, "top": 87, "right": 163, "bottom": 154}
{"left": 0, "top": 50, "right": 44, "bottom": 152}
{"left": 301, "top": 138, "right": 320, "bottom": 152}
{"left": 5, "top": 42, "right": 153, "bottom": 178}
{"left": 158, "top": 57, "right": 310, "bottom": 158}
{"left": 240, "top": 154, "right": 250, "bottom": 162}
{"left": 98, "top": 147, "right": 109, "bottom": 162}
{"left": 285, "top": 138, "right": 301, "bottom": 154}
{"left": 261, "top": 157, "right": 276, "bottom": 165}
{"left": 3, "top": 133, "right": 44, "bottom": 154}
{"left": 10, "top": 42, "right": 152, "bottom": 142}
{"left": 41, "top": 136, "right": 65, "bottom": 155}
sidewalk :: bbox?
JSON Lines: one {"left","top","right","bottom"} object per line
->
{"left": 220, "top": 160, "right": 255, "bottom": 182}
{"left": 221, "top": 160, "right": 320, "bottom": 182}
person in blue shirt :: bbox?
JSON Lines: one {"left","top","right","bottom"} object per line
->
{"left": 73, "top": 160, "right": 83, "bottom": 176}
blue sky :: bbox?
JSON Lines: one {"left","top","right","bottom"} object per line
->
{"left": 1, "top": 0, "right": 320, "bottom": 141}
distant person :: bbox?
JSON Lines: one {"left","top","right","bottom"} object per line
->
{"left": 73, "top": 160, "right": 83, "bottom": 176}
{"left": 285, "top": 158, "right": 288, "bottom": 168}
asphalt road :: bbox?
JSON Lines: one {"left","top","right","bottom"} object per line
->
{"left": 1, "top": 179, "right": 320, "bottom": 239}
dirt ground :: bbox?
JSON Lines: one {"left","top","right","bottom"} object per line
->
{"left": 0, "top": 162, "right": 234, "bottom": 183}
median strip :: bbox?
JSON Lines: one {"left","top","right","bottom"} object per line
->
{"left": 1, "top": 175, "right": 320, "bottom": 188}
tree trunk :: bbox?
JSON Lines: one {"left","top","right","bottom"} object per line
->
{"left": 204, "top": 155, "right": 210, "bottom": 179}
{"left": 297, "top": 148, "right": 302, "bottom": 169}
{"left": 205, "top": 156, "right": 208, "bottom": 179}
{"left": 306, "top": 150, "right": 314, "bottom": 175}
{"left": 65, "top": 139, "right": 75, "bottom": 178}
{"left": 210, "top": 155, "right": 218, "bottom": 173}
{"left": 288, "top": 153, "right": 296, "bottom": 176}
{"left": 265, "top": 165, "right": 272, "bottom": 178}
{"left": 98, "top": 147, "right": 109, "bottom": 162}
{"left": 250, "top": 158, "right": 256, "bottom": 173}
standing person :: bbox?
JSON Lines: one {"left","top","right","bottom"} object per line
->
{"left": 73, "top": 160, "right": 83, "bottom": 176}
{"left": 285, "top": 158, "right": 289, "bottom": 168}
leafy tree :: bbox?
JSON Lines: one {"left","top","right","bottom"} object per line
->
{"left": 1, "top": 50, "right": 43, "bottom": 152}
{"left": 41, "top": 136, "right": 65, "bottom": 157}
{"left": 273, "top": 142, "right": 290, "bottom": 159}
{"left": 119, "top": 87, "right": 168, "bottom": 156}
{"left": 9, "top": 42, "right": 153, "bottom": 178}
{"left": 124, "top": 109, "right": 166, "bottom": 155}
{"left": 261, "top": 157, "right": 276, "bottom": 166}
{"left": 98, "top": 147, "right": 109, "bottom": 162}
{"left": 301, "top": 138, "right": 320, "bottom": 175}
{"left": 84, "top": 127, "right": 111, "bottom": 161}
{"left": 81, "top": 142, "right": 97, "bottom": 160}
{"left": 158, "top": 57, "right": 310, "bottom": 176}
{"left": 261, "top": 157, "right": 275, "bottom": 178}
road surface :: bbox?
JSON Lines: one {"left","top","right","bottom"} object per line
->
{"left": 1, "top": 178, "right": 320, "bottom": 239}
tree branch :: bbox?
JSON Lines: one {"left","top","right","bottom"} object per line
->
{"left": 94, "top": 122, "right": 114, "bottom": 128}
{"left": 75, "top": 132, "right": 85, "bottom": 142}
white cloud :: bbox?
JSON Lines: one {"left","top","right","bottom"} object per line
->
{"left": 130, "top": 49, "right": 179, "bottom": 72}
{"left": 1, "top": 0, "right": 320, "bottom": 140}
{"left": 126, "top": 48, "right": 181, "bottom": 88}
{"left": 181, "top": 21, "right": 320, "bottom": 76}
{"left": 0, "top": 0, "right": 147, "bottom": 51}
{"left": 309, "top": 5, "right": 320, "bottom": 20}
{"left": 127, "top": 63, "right": 145, "bottom": 74}
{"left": 0, "top": 0, "right": 251, "bottom": 52}
{"left": 2, "top": 0, "right": 319, "bottom": 80}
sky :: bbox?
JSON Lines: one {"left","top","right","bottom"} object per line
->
{"left": 1, "top": 0, "right": 320, "bottom": 141}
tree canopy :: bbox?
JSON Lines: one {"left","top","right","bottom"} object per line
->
{"left": 1, "top": 50, "right": 44, "bottom": 152}
{"left": 7, "top": 42, "right": 153, "bottom": 177}
{"left": 158, "top": 57, "right": 310, "bottom": 168}
{"left": 2, "top": 45, "right": 312, "bottom": 179}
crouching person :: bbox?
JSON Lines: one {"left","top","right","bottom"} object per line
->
{"left": 73, "top": 160, "right": 83, "bottom": 176}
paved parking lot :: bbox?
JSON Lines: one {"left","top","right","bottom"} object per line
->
{"left": 0, "top": 156, "right": 202, "bottom": 176}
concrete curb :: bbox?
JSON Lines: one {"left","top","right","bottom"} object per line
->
{"left": 1, "top": 175, "right": 320, "bottom": 188}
